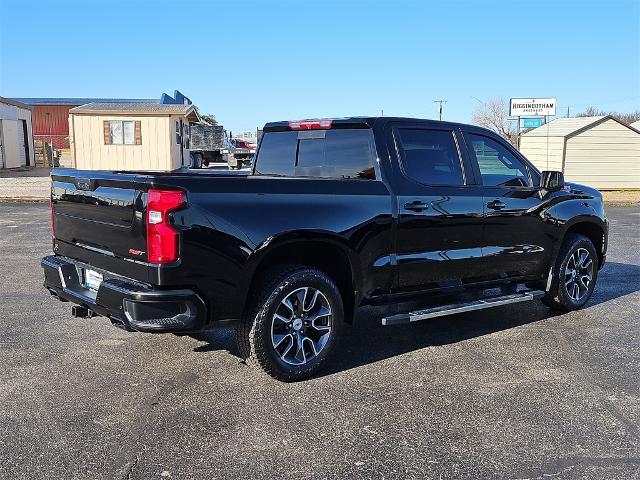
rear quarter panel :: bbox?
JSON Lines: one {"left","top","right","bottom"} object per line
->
{"left": 160, "top": 174, "right": 393, "bottom": 321}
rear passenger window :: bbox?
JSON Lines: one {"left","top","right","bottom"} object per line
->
{"left": 254, "top": 129, "right": 375, "bottom": 179}
{"left": 397, "top": 129, "right": 464, "bottom": 186}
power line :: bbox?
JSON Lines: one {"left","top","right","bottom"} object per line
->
{"left": 556, "top": 95, "right": 640, "bottom": 111}
{"left": 434, "top": 99, "right": 447, "bottom": 121}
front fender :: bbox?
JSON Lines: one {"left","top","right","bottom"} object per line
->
{"left": 544, "top": 196, "right": 608, "bottom": 264}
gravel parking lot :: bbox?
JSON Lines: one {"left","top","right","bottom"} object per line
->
{"left": 0, "top": 204, "right": 638, "bottom": 480}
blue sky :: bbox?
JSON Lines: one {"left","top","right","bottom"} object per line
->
{"left": 1, "top": 0, "right": 639, "bottom": 132}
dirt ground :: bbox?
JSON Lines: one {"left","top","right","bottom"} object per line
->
{"left": 602, "top": 190, "right": 640, "bottom": 207}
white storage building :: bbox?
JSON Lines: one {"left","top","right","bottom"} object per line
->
{"left": 0, "top": 97, "right": 35, "bottom": 169}
{"left": 520, "top": 116, "right": 640, "bottom": 189}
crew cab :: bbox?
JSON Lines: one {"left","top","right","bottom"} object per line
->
{"left": 42, "top": 117, "right": 608, "bottom": 381}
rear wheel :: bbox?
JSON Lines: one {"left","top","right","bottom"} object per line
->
{"left": 191, "top": 152, "right": 203, "bottom": 169}
{"left": 543, "top": 234, "right": 598, "bottom": 311}
{"left": 236, "top": 265, "right": 343, "bottom": 381}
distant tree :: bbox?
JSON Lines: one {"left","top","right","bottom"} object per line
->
{"left": 200, "top": 114, "right": 218, "bottom": 126}
{"left": 471, "top": 97, "right": 518, "bottom": 145}
{"left": 576, "top": 106, "right": 640, "bottom": 125}
{"left": 192, "top": 105, "right": 218, "bottom": 125}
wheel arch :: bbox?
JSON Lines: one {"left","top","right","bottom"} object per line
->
{"left": 560, "top": 217, "right": 607, "bottom": 268}
{"left": 236, "top": 233, "right": 362, "bottom": 323}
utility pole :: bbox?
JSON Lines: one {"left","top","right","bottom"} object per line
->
{"left": 434, "top": 99, "right": 447, "bottom": 121}
{"left": 566, "top": 106, "right": 571, "bottom": 118}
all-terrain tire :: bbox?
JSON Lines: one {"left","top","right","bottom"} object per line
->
{"left": 235, "top": 265, "right": 343, "bottom": 381}
{"left": 542, "top": 234, "right": 598, "bottom": 311}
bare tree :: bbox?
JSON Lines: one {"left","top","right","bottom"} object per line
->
{"left": 577, "top": 106, "right": 602, "bottom": 117}
{"left": 576, "top": 106, "right": 640, "bottom": 125}
{"left": 471, "top": 97, "right": 518, "bottom": 145}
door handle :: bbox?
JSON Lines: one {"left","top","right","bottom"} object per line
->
{"left": 487, "top": 199, "right": 506, "bottom": 210}
{"left": 404, "top": 200, "right": 429, "bottom": 212}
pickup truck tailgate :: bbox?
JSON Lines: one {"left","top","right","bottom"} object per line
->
{"left": 51, "top": 170, "right": 147, "bottom": 272}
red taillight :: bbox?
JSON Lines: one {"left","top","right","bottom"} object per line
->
{"left": 146, "top": 189, "right": 187, "bottom": 264}
{"left": 288, "top": 119, "right": 333, "bottom": 130}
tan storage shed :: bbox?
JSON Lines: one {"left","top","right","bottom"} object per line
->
{"left": 520, "top": 116, "right": 640, "bottom": 189}
{"left": 0, "top": 97, "right": 34, "bottom": 169}
{"left": 69, "top": 102, "right": 201, "bottom": 171}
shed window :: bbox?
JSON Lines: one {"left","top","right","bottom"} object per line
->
{"left": 109, "top": 121, "right": 135, "bottom": 145}
{"left": 182, "top": 122, "right": 190, "bottom": 149}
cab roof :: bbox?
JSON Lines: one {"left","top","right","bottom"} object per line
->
{"left": 262, "top": 116, "right": 497, "bottom": 135}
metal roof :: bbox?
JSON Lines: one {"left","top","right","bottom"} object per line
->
{"left": 522, "top": 116, "right": 609, "bottom": 137}
{"left": 0, "top": 96, "right": 32, "bottom": 110}
{"left": 70, "top": 102, "right": 194, "bottom": 115}
{"left": 10, "top": 97, "right": 158, "bottom": 106}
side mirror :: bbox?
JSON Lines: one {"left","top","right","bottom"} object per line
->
{"left": 540, "top": 170, "right": 564, "bottom": 191}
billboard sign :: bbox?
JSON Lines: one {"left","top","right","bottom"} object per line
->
{"left": 523, "top": 117, "right": 544, "bottom": 128}
{"left": 510, "top": 98, "right": 556, "bottom": 116}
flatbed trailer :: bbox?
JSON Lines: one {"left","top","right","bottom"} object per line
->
{"left": 189, "top": 124, "right": 229, "bottom": 168}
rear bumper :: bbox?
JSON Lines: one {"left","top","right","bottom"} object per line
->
{"left": 41, "top": 255, "right": 207, "bottom": 333}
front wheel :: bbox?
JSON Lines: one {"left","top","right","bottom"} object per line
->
{"left": 543, "top": 234, "right": 598, "bottom": 311}
{"left": 236, "top": 265, "right": 343, "bottom": 381}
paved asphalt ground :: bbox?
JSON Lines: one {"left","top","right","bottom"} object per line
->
{"left": 0, "top": 204, "right": 638, "bottom": 480}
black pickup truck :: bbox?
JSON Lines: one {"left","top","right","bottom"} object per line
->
{"left": 42, "top": 117, "right": 608, "bottom": 381}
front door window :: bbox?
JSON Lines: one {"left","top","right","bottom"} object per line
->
{"left": 467, "top": 133, "right": 530, "bottom": 187}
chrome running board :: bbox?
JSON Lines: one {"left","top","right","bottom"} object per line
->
{"left": 381, "top": 290, "right": 545, "bottom": 326}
